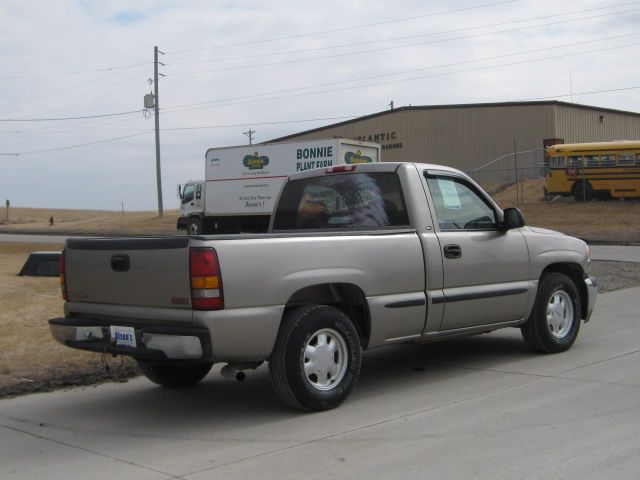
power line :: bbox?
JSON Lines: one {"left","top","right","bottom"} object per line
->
{"left": 3, "top": 37, "right": 635, "bottom": 130}
{"left": 164, "top": 5, "right": 640, "bottom": 76}
{"left": 0, "top": 110, "right": 150, "bottom": 136}
{"left": 525, "top": 85, "right": 640, "bottom": 101}
{"left": 163, "top": 0, "right": 517, "bottom": 55}
{"left": 4, "top": 31, "right": 634, "bottom": 135}
{"left": 0, "top": 60, "right": 151, "bottom": 81}
{"left": 3, "top": 85, "right": 637, "bottom": 157}
{"left": 162, "top": 33, "right": 640, "bottom": 112}
{"left": 0, "top": 132, "right": 148, "bottom": 156}
{"left": 156, "top": 85, "right": 640, "bottom": 134}
{"left": 0, "top": 116, "right": 362, "bottom": 156}
{"left": 167, "top": 2, "right": 639, "bottom": 66}
{"left": 161, "top": 40, "right": 640, "bottom": 115}
{"left": 0, "top": 127, "right": 152, "bottom": 137}
{"left": 0, "top": 110, "right": 145, "bottom": 122}
{"left": 160, "top": 115, "right": 360, "bottom": 132}
{"left": 3, "top": 67, "right": 151, "bottom": 117}
{"left": 44, "top": 81, "right": 148, "bottom": 113}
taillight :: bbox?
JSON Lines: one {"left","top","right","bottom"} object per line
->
{"left": 326, "top": 165, "right": 356, "bottom": 174}
{"left": 60, "top": 250, "right": 68, "bottom": 301}
{"left": 190, "top": 247, "right": 224, "bottom": 310}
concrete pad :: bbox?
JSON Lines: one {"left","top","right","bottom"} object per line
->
{"left": 591, "top": 245, "right": 640, "bottom": 262}
{"left": 1, "top": 286, "right": 639, "bottom": 480}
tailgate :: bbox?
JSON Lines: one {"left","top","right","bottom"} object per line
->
{"left": 64, "top": 237, "right": 192, "bottom": 309}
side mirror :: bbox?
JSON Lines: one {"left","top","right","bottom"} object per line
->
{"left": 177, "top": 185, "right": 183, "bottom": 199}
{"left": 502, "top": 207, "right": 526, "bottom": 230}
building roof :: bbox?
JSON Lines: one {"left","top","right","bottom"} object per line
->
{"left": 268, "top": 100, "right": 640, "bottom": 143}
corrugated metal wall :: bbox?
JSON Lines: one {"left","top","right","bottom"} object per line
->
{"left": 555, "top": 104, "right": 640, "bottom": 143}
{"left": 276, "top": 102, "right": 640, "bottom": 172}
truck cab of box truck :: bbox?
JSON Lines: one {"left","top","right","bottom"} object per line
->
{"left": 177, "top": 181, "right": 206, "bottom": 235}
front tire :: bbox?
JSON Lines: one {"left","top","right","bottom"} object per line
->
{"left": 269, "top": 305, "right": 361, "bottom": 411}
{"left": 137, "top": 361, "right": 213, "bottom": 388}
{"left": 187, "top": 217, "right": 202, "bottom": 235}
{"left": 521, "top": 273, "right": 582, "bottom": 353}
{"left": 572, "top": 181, "right": 594, "bottom": 202}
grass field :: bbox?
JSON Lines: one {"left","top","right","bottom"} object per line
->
{"left": 0, "top": 207, "right": 180, "bottom": 235}
{"left": 0, "top": 242, "right": 138, "bottom": 395}
{"left": 1, "top": 180, "right": 639, "bottom": 242}
{"left": 493, "top": 179, "right": 640, "bottom": 243}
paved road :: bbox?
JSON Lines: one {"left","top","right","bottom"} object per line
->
{"left": 591, "top": 245, "right": 640, "bottom": 263}
{"left": 0, "top": 233, "right": 72, "bottom": 244}
{"left": 1, "top": 287, "right": 639, "bottom": 480}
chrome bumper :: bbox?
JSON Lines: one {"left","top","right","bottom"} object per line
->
{"left": 584, "top": 276, "right": 598, "bottom": 322}
{"left": 49, "top": 317, "right": 211, "bottom": 361}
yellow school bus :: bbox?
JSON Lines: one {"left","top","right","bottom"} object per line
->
{"left": 545, "top": 141, "right": 640, "bottom": 201}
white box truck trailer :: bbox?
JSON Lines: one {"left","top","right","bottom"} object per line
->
{"left": 177, "top": 138, "right": 381, "bottom": 234}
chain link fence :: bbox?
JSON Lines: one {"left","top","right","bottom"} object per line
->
{"left": 466, "top": 148, "right": 547, "bottom": 205}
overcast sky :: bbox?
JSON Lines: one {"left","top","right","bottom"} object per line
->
{"left": 1, "top": 0, "right": 639, "bottom": 210}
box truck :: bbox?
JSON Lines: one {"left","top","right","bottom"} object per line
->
{"left": 177, "top": 138, "right": 381, "bottom": 234}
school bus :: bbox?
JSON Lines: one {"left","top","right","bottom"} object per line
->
{"left": 545, "top": 141, "right": 640, "bottom": 201}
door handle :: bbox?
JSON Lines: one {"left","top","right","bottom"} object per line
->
{"left": 443, "top": 244, "right": 462, "bottom": 259}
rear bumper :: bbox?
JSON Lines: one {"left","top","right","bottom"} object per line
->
{"left": 584, "top": 276, "right": 598, "bottom": 322}
{"left": 49, "top": 317, "right": 212, "bottom": 361}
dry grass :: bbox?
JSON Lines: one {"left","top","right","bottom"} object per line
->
{"left": 0, "top": 207, "right": 180, "bottom": 235}
{"left": 0, "top": 242, "right": 134, "bottom": 393}
{"left": 0, "top": 208, "right": 187, "bottom": 394}
{"left": 492, "top": 179, "right": 640, "bottom": 243}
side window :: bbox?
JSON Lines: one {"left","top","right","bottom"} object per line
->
{"left": 616, "top": 153, "right": 634, "bottom": 166}
{"left": 549, "top": 156, "right": 563, "bottom": 168}
{"left": 426, "top": 175, "right": 497, "bottom": 231}
{"left": 182, "top": 185, "right": 195, "bottom": 205}
{"left": 568, "top": 155, "right": 583, "bottom": 167}
{"left": 585, "top": 155, "right": 600, "bottom": 167}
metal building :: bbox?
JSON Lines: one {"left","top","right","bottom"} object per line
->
{"left": 269, "top": 101, "right": 640, "bottom": 189}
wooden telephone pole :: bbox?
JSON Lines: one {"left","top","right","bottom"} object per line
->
{"left": 154, "top": 46, "right": 164, "bottom": 217}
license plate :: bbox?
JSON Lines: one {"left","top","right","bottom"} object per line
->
{"left": 110, "top": 326, "right": 136, "bottom": 347}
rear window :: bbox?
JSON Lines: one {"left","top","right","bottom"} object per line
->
{"left": 273, "top": 172, "right": 409, "bottom": 231}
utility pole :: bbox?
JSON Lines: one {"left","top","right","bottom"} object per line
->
{"left": 388, "top": 100, "right": 394, "bottom": 110}
{"left": 243, "top": 129, "right": 255, "bottom": 145}
{"left": 513, "top": 139, "right": 520, "bottom": 207}
{"left": 154, "top": 46, "right": 165, "bottom": 217}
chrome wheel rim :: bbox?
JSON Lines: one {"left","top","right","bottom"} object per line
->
{"left": 189, "top": 222, "right": 199, "bottom": 235}
{"left": 303, "top": 328, "right": 348, "bottom": 391}
{"left": 547, "top": 290, "right": 574, "bottom": 339}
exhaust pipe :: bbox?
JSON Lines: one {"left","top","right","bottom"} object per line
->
{"left": 220, "top": 362, "right": 262, "bottom": 382}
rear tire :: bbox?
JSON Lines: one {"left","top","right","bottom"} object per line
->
{"left": 137, "top": 361, "right": 213, "bottom": 388}
{"left": 269, "top": 305, "right": 361, "bottom": 411}
{"left": 521, "top": 273, "right": 581, "bottom": 353}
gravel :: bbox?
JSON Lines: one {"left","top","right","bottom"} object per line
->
{"left": 590, "top": 260, "right": 640, "bottom": 293}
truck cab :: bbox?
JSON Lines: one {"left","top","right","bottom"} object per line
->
{"left": 177, "top": 181, "right": 205, "bottom": 235}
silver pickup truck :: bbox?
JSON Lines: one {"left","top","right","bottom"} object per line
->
{"left": 50, "top": 162, "right": 597, "bottom": 411}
